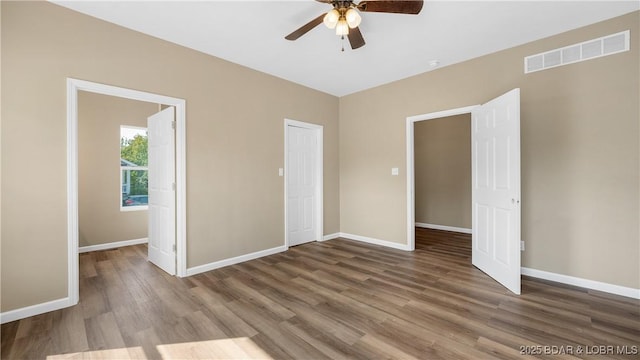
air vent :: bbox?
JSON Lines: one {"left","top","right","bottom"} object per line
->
{"left": 525, "top": 30, "right": 629, "bottom": 74}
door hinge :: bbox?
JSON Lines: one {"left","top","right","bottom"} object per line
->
{"left": 172, "top": 182, "right": 176, "bottom": 191}
{"left": 173, "top": 244, "right": 176, "bottom": 253}
{"left": 171, "top": 121, "right": 176, "bottom": 129}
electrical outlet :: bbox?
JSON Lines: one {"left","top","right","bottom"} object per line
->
{"left": 521, "top": 241, "right": 525, "bottom": 251}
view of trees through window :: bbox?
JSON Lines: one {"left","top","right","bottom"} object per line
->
{"left": 121, "top": 126, "right": 148, "bottom": 209}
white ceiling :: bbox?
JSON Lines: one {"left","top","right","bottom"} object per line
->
{"left": 52, "top": 1, "right": 639, "bottom": 96}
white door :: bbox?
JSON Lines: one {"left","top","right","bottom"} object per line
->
{"left": 287, "top": 125, "right": 318, "bottom": 246}
{"left": 472, "top": 88, "right": 521, "bottom": 294}
{"left": 147, "top": 107, "right": 176, "bottom": 275}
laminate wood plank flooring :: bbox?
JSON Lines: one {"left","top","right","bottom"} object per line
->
{"left": 2, "top": 228, "right": 639, "bottom": 359}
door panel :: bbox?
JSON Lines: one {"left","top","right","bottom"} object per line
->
{"left": 147, "top": 107, "right": 176, "bottom": 275}
{"left": 472, "top": 88, "right": 521, "bottom": 295}
{"left": 287, "top": 125, "right": 318, "bottom": 246}
{"left": 476, "top": 204, "right": 490, "bottom": 253}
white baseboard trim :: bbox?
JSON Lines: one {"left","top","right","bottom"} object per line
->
{"left": 321, "top": 233, "right": 340, "bottom": 241}
{"left": 415, "top": 222, "right": 472, "bottom": 234}
{"left": 339, "top": 232, "right": 412, "bottom": 251}
{"left": 186, "top": 245, "right": 287, "bottom": 277}
{"left": 79, "top": 238, "right": 148, "bottom": 253}
{"left": 0, "top": 297, "right": 73, "bottom": 324}
{"left": 522, "top": 267, "right": 640, "bottom": 300}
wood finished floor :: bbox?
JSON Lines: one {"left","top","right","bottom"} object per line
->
{"left": 2, "top": 228, "right": 639, "bottom": 359}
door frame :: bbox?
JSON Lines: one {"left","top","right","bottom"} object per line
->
{"left": 284, "top": 119, "right": 323, "bottom": 248}
{"left": 405, "top": 105, "right": 479, "bottom": 250}
{"left": 67, "top": 78, "right": 187, "bottom": 306}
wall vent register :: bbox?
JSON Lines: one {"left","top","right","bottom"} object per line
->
{"left": 525, "top": 30, "right": 629, "bottom": 74}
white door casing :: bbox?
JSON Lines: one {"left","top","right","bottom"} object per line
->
{"left": 63, "top": 78, "right": 185, "bottom": 321}
{"left": 285, "top": 120, "right": 323, "bottom": 247}
{"left": 147, "top": 107, "right": 177, "bottom": 275}
{"left": 471, "top": 88, "right": 521, "bottom": 295}
{"left": 406, "top": 105, "right": 479, "bottom": 252}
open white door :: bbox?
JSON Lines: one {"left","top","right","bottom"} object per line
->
{"left": 472, "top": 88, "right": 521, "bottom": 294}
{"left": 287, "top": 124, "right": 321, "bottom": 247}
{"left": 147, "top": 107, "right": 176, "bottom": 275}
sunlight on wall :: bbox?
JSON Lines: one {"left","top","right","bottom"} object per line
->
{"left": 46, "top": 338, "right": 273, "bottom": 359}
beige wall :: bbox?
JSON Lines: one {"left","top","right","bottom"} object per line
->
{"left": 340, "top": 12, "right": 639, "bottom": 289}
{"left": 414, "top": 114, "right": 471, "bottom": 229}
{"left": 1, "top": 1, "right": 340, "bottom": 312}
{"left": 0, "top": 2, "right": 3, "bottom": 270}
{"left": 78, "top": 92, "right": 157, "bottom": 247}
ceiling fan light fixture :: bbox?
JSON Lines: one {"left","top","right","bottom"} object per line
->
{"left": 345, "top": 8, "right": 361, "bottom": 28}
{"left": 323, "top": 9, "right": 340, "bottom": 29}
{"left": 285, "top": 0, "right": 424, "bottom": 50}
{"left": 335, "top": 18, "right": 349, "bottom": 36}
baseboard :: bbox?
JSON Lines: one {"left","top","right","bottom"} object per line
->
{"left": 78, "top": 238, "right": 148, "bottom": 253}
{"left": 321, "top": 233, "right": 340, "bottom": 241}
{"left": 415, "top": 222, "right": 472, "bottom": 234}
{"left": 0, "top": 297, "right": 73, "bottom": 324}
{"left": 522, "top": 267, "right": 640, "bottom": 299}
{"left": 186, "top": 245, "right": 287, "bottom": 276}
{"left": 339, "top": 232, "right": 412, "bottom": 251}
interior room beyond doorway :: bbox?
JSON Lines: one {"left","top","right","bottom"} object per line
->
{"left": 414, "top": 113, "right": 472, "bottom": 236}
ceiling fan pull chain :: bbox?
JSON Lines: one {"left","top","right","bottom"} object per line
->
{"left": 341, "top": 35, "right": 345, "bottom": 52}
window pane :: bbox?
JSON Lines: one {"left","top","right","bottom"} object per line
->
{"left": 121, "top": 126, "right": 148, "bottom": 167}
{"left": 121, "top": 125, "right": 148, "bottom": 209}
{"left": 122, "top": 169, "right": 148, "bottom": 207}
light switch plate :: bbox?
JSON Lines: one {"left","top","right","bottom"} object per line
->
{"left": 278, "top": 168, "right": 284, "bottom": 177}
{"left": 391, "top": 167, "right": 399, "bottom": 176}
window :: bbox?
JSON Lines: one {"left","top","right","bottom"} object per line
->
{"left": 120, "top": 126, "right": 148, "bottom": 211}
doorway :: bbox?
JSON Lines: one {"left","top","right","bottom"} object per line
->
{"left": 284, "top": 119, "right": 323, "bottom": 248}
{"left": 77, "top": 94, "right": 155, "bottom": 254}
{"left": 406, "top": 89, "right": 521, "bottom": 294}
{"left": 413, "top": 113, "right": 472, "bottom": 235}
{"left": 66, "top": 78, "right": 187, "bottom": 306}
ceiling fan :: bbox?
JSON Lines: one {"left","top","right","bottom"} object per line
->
{"left": 285, "top": 0, "right": 424, "bottom": 50}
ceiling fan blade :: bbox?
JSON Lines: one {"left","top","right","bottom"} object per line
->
{"left": 357, "top": 0, "right": 424, "bottom": 14}
{"left": 348, "top": 26, "right": 366, "bottom": 49}
{"left": 285, "top": 14, "right": 325, "bottom": 41}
